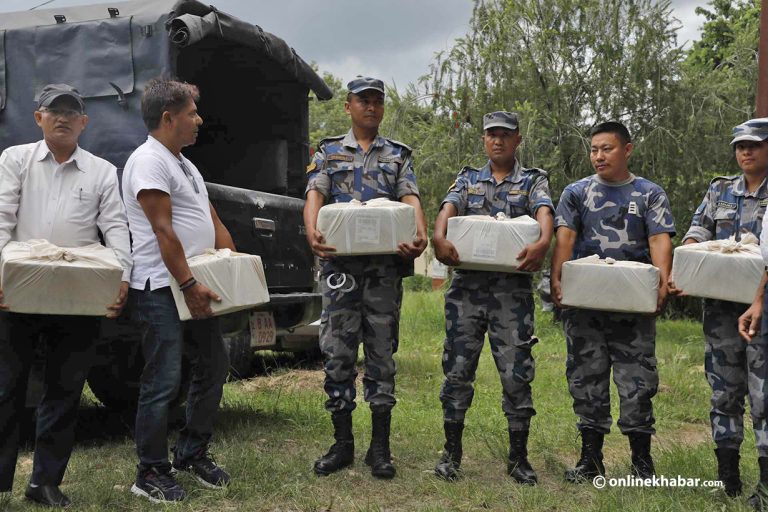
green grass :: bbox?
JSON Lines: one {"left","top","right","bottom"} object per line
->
{"left": 5, "top": 292, "right": 762, "bottom": 510}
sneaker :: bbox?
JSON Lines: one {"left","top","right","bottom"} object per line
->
{"left": 131, "top": 466, "right": 186, "bottom": 503}
{"left": 173, "top": 452, "right": 231, "bottom": 489}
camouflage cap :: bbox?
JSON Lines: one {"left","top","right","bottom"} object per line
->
{"left": 483, "top": 111, "right": 518, "bottom": 131}
{"left": 347, "top": 76, "right": 385, "bottom": 95}
{"left": 37, "top": 83, "right": 84, "bottom": 112}
{"left": 731, "top": 118, "right": 768, "bottom": 144}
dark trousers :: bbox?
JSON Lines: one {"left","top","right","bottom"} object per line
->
{"left": 130, "top": 287, "right": 229, "bottom": 471}
{"left": 0, "top": 312, "right": 98, "bottom": 491}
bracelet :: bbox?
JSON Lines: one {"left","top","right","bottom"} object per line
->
{"left": 179, "top": 277, "right": 197, "bottom": 291}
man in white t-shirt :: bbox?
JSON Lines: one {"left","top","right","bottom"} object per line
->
{"left": 122, "top": 78, "right": 235, "bottom": 503}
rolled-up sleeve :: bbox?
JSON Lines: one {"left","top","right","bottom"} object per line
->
{"left": 305, "top": 147, "right": 330, "bottom": 198}
{"left": 529, "top": 175, "right": 554, "bottom": 215}
{"left": 396, "top": 153, "right": 420, "bottom": 199}
{"left": 683, "top": 186, "right": 715, "bottom": 242}
{"left": 441, "top": 172, "right": 468, "bottom": 215}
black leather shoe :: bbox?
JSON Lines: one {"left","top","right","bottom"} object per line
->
{"left": 24, "top": 484, "right": 71, "bottom": 508}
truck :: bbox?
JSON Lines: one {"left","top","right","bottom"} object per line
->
{"left": 0, "top": 0, "right": 330, "bottom": 409}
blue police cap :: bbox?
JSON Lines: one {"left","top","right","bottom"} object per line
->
{"left": 347, "top": 76, "right": 385, "bottom": 95}
{"left": 731, "top": 118, "right": 768, "bottom": 144}
{"left": 483, "top": 111, "right": 519, "bottom": 131}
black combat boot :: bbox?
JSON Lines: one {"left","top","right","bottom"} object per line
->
{"left": 434, "top": 421, "right": 464, "bottom": 481}
{"left": 507, "top": 429, "right": 537, "bottom": 485}
{"left": 313, "top": 411, "right": 354, "bottom": 476}
{"left": 565, "top": 428, "right": 605, "bottom": 483}
{"left": 714, "top": 447, "right": 742, "bottom": 497}
{"left": 365, "top": 409, "right": 396, "bottom": 479}
{"left": 748, "top": 456, "right": 768, "bottom": 510}
{"left": 628, "top": 432, "right": 655, "bottom": 478}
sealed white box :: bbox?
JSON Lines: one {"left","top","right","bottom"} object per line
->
{"left": 561, "top": 255, "right": 659, "bottom": 313}
{"left": 447, "top": 214, "right": 540, "bottom": 272}
{"left": 672, "top": 240, "right": 763, "bottom": 304}
{"left": 170, "top": 249, "right": 269, "bottom": 321}
{"left": 0, "top": 239, "right": 123, "bottom": 316}
{"left": 317, "top": 198, "right": 416, "bottom": 256}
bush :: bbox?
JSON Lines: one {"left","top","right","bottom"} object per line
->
{"left": 403, "top": 274, "right": 433, "bottom": 292}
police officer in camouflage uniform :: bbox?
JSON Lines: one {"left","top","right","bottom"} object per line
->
{"left": 303, "top": 77, "right": 427, "bottom": 479}
{"left": 671, "top": 118, "right": 768, "bottom": 507}
{"left": 430, "top": 111, "right": 553, "bottom": 484}
{"left": 550, "top": 121, "right": 675, "bottom": 482}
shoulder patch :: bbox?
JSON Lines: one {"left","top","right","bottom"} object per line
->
{"left": 327, "top": 153, "right": 354, "bottom": 162}
{"left": 710, "top": 174, "right": 739, "bottom": 185}
{"left": 319, "top": 134, "right": 345, "bottom": 146}
{"left": 523, "top": 167, "right": 548, "bottom": 177}
{"left": 386, "top": 138, "right": 412, "bottom": 152}
{"left": 306, "top": 161, "right": 317, "bottom": 174}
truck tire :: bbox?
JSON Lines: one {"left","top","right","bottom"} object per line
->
{"left": 223, "top": 330, "right": 253, "bottom": 379}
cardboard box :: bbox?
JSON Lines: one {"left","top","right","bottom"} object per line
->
{"left": 1, "top": 240, "right": 123, "bottom": 315}
{"left": 170, "top": 249, "right": 269, "bottom": 321}
{"left": 317, "top": 198, "right": 416, "bottom": 256}
{"left": 447, "top": 214, "right": 540, "bottom": 272}
{"left": 561, "top": 255, "right": 659, "bottom": 313}
{"left": 672, "top": 241, "right": 763, "bottom": 304}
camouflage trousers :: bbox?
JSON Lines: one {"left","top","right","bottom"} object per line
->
{"left": 319, "top": 271, "right": 403, "bottom": 413}
{"left": 563, "top": 309, "right": 658, "bottom": 435}
{"left": 704, "top": 300, "right": 768, "bottom": 456}
{"left": 439, "top": 271, "right": 537, "bottom": 431}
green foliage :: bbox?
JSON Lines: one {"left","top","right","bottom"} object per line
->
{"left": 308, "top": 70, "right": 350, "bottom": 147}
{"left": 402, "top": 273, "right": 434, "bottom": 292}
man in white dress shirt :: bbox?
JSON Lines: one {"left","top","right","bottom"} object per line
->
{"left": 0, "top": 84, "right": 131, "bottom": 508}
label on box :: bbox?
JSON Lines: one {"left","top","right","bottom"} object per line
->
{"left": 355, "top": 214, "right": 381, "bottom": 244}
{"left": 472, "top": 229, "right": 499, "bottom": 261}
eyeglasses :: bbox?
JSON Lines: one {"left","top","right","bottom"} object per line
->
{"left": 179, "top": 161, "right": 200, "bottom": 194}
{"left": 40, "top": 107, "right": 83, "bottom": 119}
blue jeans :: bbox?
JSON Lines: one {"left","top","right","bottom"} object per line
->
{"left": 0, "top": 312, "right": 99, "bottom": 491}
{"left": 130, "top": 286, "right": 229, "bottom": 471}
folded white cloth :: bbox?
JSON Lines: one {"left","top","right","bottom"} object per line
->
{"left": 561, "top": 255, "right": 659, "bottom": 313}
{"left": 317, "top": 198, "right": 416, "bottom": 255}
{"left": 170, "top": 249, "right": 270, "bottom": 321}
{"left": 1, "top": 239, "right": 123, "bottom": 315}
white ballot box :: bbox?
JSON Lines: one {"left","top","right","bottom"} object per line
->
{"left": 1, "top": 239, "right": 123, "bottom": 315}
{"left": 317, "top": 198, "right": 416, "bottom": 256}
{"left": 447, "top": 214, "right": 540, "bottom": 272}
{"left": 672, "top": 238, "right": 763, "bottom": 304}
{"left": 561, "top": 255, "right": 659, "bottom": 313}
{"left": 170, "top": 249, "right": 269, "bottom": 321}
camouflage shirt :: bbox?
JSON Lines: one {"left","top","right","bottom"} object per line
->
{"left": 441, "top": 160, "right": 553, "bottom": 218}
{"left": 305, "top": 129, "right": 419, "bottom": 202}
{"left": 683, "top": 174, "right": 768, "bottom": 242}
{"left": 555, "top": 174, "right": 676, "bottom": 263}
{"left": 305, "top": 129, "right": 420, "bottom": 277}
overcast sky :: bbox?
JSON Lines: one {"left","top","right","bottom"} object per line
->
{"left": 1, "top": 0, "right": 710, "bottom": 91}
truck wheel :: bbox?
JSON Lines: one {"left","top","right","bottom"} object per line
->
{"left": 223, "top": 330, "right": 253, "bottom": 379}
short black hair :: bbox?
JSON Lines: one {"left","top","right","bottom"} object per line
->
{"left": 590, "top": 121, "right": 631, "bottom": 145}
{"left": 141, "top": 78, "right": 200, "bottom": 131}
